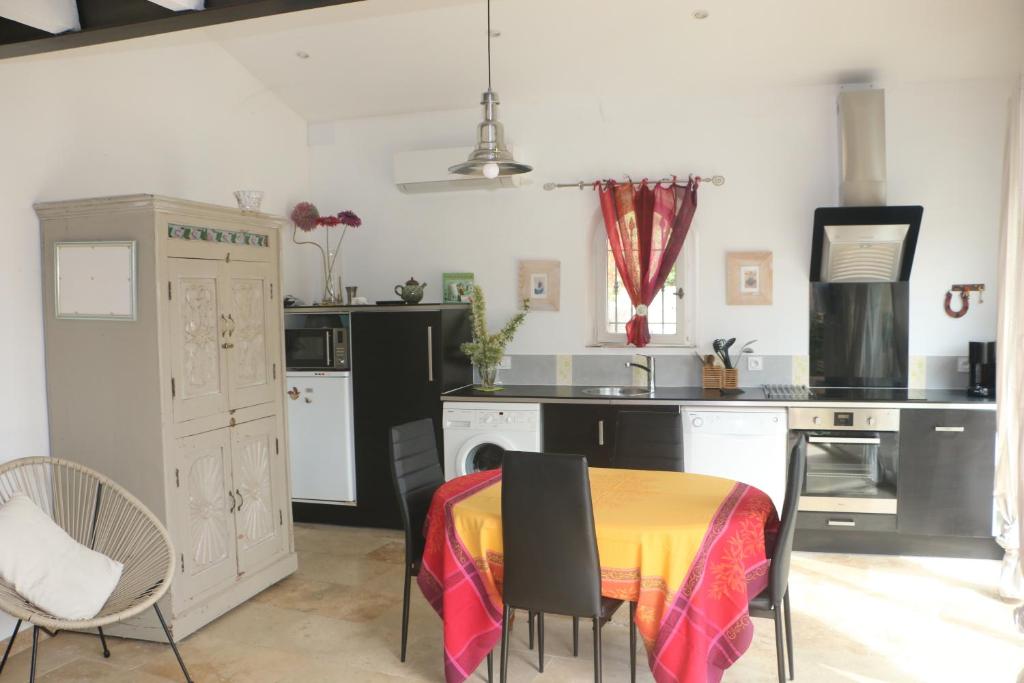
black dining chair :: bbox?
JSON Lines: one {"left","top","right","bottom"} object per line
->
{"left": 389, "top": 419, "right": 493, "bottom": 679}
{"left": 613, "top": 410, "right": 685, "bottom": 472}
{"left": 749, "top": 435, "right": 807, "bottom": 682}
{"left": 500, "top": 451, "right": 623, "bottom": 683}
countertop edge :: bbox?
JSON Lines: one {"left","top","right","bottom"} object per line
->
{"left": 439, "top": 387, "right": 997, "bottom": 410}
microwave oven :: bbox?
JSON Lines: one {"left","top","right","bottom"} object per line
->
{"left": 285, "top": 328, "right": 349, "bottom": 371}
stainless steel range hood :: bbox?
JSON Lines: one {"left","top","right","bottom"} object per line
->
{"left": 811, "top": 88, "right": 923, "bottom": 283}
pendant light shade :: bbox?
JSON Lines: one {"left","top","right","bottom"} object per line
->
{"left": 448, "top": 0, "right": 532, "bottom": 178}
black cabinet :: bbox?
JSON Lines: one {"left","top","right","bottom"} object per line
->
{"left": 897, "top": 409, "right": 996, "bottom": 538}
{"left": 542, "top": 403, "right": 677, "bottom": 468}
{"left": 294, "top": 306, "right": 471, "bottom": 529}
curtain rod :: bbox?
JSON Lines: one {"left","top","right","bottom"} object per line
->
{"left": 542, "top": 175, "right": 725, "bottom": 191}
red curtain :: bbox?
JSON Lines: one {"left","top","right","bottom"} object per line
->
{"left": 598, "top": 178, "right": 699, "bottom": 347}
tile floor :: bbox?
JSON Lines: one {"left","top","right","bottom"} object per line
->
{"left": 1, "top": 523, "right": 1022, "bottom": 682}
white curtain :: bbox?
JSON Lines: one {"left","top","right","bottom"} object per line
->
{"left": 996, "top": 76, "right": 1024, "bottom": 601}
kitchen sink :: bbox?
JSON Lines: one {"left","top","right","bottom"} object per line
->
{"left": 581, "top": 386, "right": 652, "bottom": 397}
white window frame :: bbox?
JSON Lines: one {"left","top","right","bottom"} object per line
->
{"left": 591, "top": 226, "right": 699, "bottom": 347}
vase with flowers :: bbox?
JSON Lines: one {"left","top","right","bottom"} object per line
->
{"left": 290, "top": 202, "right": 362, "bottom": 304}
{"left": 460, "top": 286, "right": 529, "bottom": 391}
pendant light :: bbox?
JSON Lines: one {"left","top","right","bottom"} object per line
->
{"left": 448, "top": 0, "right": 532, "bottom": 178}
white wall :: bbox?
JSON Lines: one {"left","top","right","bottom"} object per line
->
{"left": 0, "top": 36, "right": 309, "bottom": 634}
{"left": 303, "top": 79, "right": 1011, "bottom": 357}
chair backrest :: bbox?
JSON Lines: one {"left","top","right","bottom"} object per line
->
{"left": 768, "top": 436, "right": 807, "bottom": 604}
{"left": 0, "top": 456, "right": 174, "bottom": 626}
{"left": 501, "top": 451, "right": 602, "bottom": 618}
{"left": 389, "top": 419, "right": 445, "bottom": 569}
{"left": 613, "top": 411, "right": 685, "bottom": 472}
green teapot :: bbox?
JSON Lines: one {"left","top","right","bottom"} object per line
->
{"left": 394, "top": 276, "right": 427, "bottom": 304}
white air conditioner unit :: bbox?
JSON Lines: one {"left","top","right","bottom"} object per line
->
{"left": 393, "top": 147, "right": 524, "bottom": 194}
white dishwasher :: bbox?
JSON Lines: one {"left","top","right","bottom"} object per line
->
{"left": 286, "top": 371, "right": 356, "bottom": 505}
{"left": 682, "top": 407, "right": 788, "bottom": 514}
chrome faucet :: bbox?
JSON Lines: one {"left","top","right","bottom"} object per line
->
{"left": 625, "top": 355, "right": 656, "bottom": 393}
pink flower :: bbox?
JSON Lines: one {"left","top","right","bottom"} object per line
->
{"left": 317, "top": 215, "right": 343, "bottom": 227}
{"left": 290, "top": 202, "right": 320, "bottom": 232}
{"left": 337, "top": 210, "right": 362, "bottom": 228}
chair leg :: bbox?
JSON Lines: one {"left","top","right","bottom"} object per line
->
{"left": 772, "top": 609, "right": 785, "bottom": 683}
{"left": 783, "top": 589, "right": 794, "bottom": 680}
{"left": 401, "top": 565, "right": 412, "bottom": 662}
{"left": 487, "top": 650, "right": 493, "bottom": 682}
{"left": 537, "top": 611, "right": 544, "bottom": 672}
{"left": 593, "top": 617, "right": 602, "bottom": 683}
{"left": 528, "top": 610, "right": 534, "bottom": 650}
{"left": 29, "top": 626, "right": 39, "bottom": 683}
{"left": 0, "top": 619, "right": 22, "bottom": 675}
{"left": 572, "top": 616, "right": 579, "bottom": 657}
{"left": 154, "top": 604, "right": 194, "bottom": 683}
{"left": 97, "top": 627, "right": 111, "bottom": 658}
{"left": 629, "top": 602, "right": 637, "bottom": 683}
{"left": 500, "top": 605, "right": 511, "bottom": 683}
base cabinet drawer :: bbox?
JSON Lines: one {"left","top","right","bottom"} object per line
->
{"left": 797, "top": 511, "right": 897, "bottom": 533}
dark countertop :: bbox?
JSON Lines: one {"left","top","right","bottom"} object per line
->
{"left": 441, "top": 385, "right": 997, "bottom": 409}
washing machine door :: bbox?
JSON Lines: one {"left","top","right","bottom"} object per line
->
{"left": 455, "top": 434, "right": 516, "bottom": 476}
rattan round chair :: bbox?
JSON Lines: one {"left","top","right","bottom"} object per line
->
{"left": 0, "top": 457, "right": 192, "bottom": 682}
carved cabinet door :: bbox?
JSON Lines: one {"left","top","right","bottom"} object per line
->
{"left": 168, "top": 258, "right": 230, "bottom": 422}
{"left": 175, "top": 428, "right": 238, "bottom": 601}
{"left": 223, "top": 261, "right": 278, "bottom": 411}
{"left": 231, "top": 417, "right": 286, "bottom": 574}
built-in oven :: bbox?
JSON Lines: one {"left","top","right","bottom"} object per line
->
{"left": 789, "top": 407, "right": 899, "bottom": 515}
{"left": 285, "top": 327, "right": 349, "bottom": 371}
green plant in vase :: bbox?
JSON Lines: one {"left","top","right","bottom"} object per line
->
{"left": 460, "top": 286, "right": 529, "bottom": 391}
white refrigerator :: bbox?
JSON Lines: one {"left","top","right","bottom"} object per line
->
{"left": 286, "top": 371, "right": 357, "bottom": 504}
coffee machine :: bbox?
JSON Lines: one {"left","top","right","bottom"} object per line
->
{"left": 968, "top": 341, "right": 996, "bottom": 398}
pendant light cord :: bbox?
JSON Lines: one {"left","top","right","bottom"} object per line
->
{"left": 486, "top": 0, "right": 492, "bottom": 91}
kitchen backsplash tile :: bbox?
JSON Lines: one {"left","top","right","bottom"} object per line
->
{"left": 491, "top": 354, "right": 965, "bottom": 390}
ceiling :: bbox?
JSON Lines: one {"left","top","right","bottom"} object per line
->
{"left": 205, "top": 0, "right": 1024, "bottom": 122}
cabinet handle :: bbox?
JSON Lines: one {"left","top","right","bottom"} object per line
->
{"left": 827, "top": 519, "right": 856, "bottom": 527}
{"left": 427, "top": 326, "right": 434, "bottom": 382}
{"left": 226, "top": 314, "right": 236, "bottom": 337}
{"left": 598, "top": 419, "right": 605, "bottom": 446}
{"left": 236, "top": 489, "right": 244, "bottom": 511}
{"left": 228, "top": 490, "right": 236, "bottom": 513}
{"left": 934, "top": 426, "right": 965, "bottom": 433}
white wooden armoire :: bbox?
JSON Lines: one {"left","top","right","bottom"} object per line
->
{"left": 36, "top": 194, "right": 297, "bottom": 641}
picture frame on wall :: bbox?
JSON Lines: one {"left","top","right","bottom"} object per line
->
{"left": 726, "top": 251, "right": 773, "bottom": 305}
{"left": 518, "top": 259, "right": 560, "bottom": 311}
{"left": 442, "top": 272, "right": 475, "bottom": 303}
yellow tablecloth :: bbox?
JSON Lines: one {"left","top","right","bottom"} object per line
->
{"left": 419, "top": 467, "right": 777, "bottom": 683}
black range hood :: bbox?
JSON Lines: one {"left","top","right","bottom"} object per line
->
{"left": 810, "top": 205, "right": 924, "bottom": 283}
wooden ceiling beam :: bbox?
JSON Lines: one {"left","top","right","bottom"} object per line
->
{"left": 0, "top": 0, "right": 364, "bottom": 61}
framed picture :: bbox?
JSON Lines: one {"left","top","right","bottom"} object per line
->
{"left": 518, "top": 259, "right": 560, "bottom": 311}
{"left": 726, "top": 251, "right": 773, "bottom": 305}
{"left": 442, "top": 272, "right": 475, "bottom": 303}
{"left": 54, "top": 241, "right": 137, "bottom": 320}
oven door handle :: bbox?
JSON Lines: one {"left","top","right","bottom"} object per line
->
{"left": 807, "top": 436, "right": 881, "bottom": 445}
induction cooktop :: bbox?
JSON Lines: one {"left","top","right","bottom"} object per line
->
{"left": 762, "top": 384, "right": 928, "bottom": 402}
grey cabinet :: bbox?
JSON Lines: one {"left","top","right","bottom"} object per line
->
{"left": 38, "top": 195, "right": 297, "bottom": 642}
{"left": 898, "top": 409, "right": 995, "bottom": 538}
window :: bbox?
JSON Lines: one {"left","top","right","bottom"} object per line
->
{"left": 592, "top": 227, "right": 697, "bottom": 346}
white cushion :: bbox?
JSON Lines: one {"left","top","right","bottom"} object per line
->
{"left": 0, "top": 493, "right": 123, "bottom": 621}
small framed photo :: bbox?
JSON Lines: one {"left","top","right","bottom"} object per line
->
{"left": 55, "top": 241, "right": 137, "bottom": 320}
{"left": 727, "top": 251, "right": 773, "bottom": 305}
{"left": 442, "top": 272, "right": 475, "bottom": 303}
{"left": 518, "top": 259, "right": 560, "bottom": 311}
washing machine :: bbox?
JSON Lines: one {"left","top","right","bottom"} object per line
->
{"left": 442, "top": 402, "right": 542, "bottom": 479}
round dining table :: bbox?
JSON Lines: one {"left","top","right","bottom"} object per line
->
{"left": 417, "top": 467, "right": 779, "bottom": 683}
